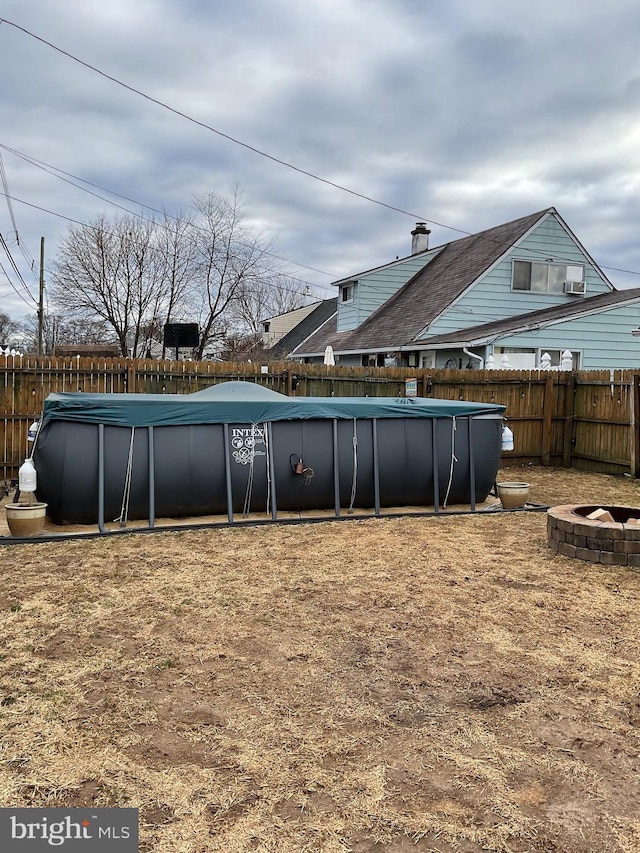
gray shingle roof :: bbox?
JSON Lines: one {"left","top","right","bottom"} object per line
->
{"left": 268, "top": 299, "right": 337, "bottom": 359}
{"left": 294, "top": 208, "right": 556, "bottom": 356}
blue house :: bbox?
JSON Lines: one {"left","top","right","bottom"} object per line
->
{"left": 291, "top": 208, "right": 640, "bottom": 370}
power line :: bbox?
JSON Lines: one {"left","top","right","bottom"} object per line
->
{"left": 1, "top": 18, "right": 638, "bottom": 286}
{"left": 0, "top": 258, "right": 36, "bottom": 308}
{"left": 0, "top": 144, "right": 339, "bottom": 288}
{"left": 0, "top": 191, "right": 86, "bottom": 227}
{"left": 4, "top": 229, "right": 37, "bottom": 276}
{"left": 0, "top": 151, "right": 18, "bottom": 236}
{"left": 5, "top": 142, "right": 639, "bottom": 289}
{"left": 2, "top": 22, "right": 638, "bottom": 282}
{"left": 0, "top": 231, "right": 36, "bottom": 300}
{"left": 0, "top": 18, "right": 469, "bottom": 235}
{"left": 9, "top": 142, "right": 640, "bottom": 290}
{"left": 0, "top": 150, "right": 38, "bottom": 279}
{"left": 0, "top": 189, "right": 333, "bottom": 304}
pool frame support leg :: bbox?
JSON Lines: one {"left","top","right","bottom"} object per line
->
{"left": 223, "top": 424, "right": 234, "bottom": 523}
{"left": 432, "top": 420, "right": 440, "bottom": 513}
{"left": 468, "top": 417, "right": 476, "bottom": 512}
{"left": 372, "top": 418, "right": 380, "bottom": 516}
{"left": 98, "top": 423, "right": 105, "bottom": 533}
{"left": 332, "top": 419, "right": 340, "bottom": 517}
{"left": 267, "top": 422, "right": 277, "bottom": 520}
{"left": 147, "top": 426, "right": 155, "bottom": 528}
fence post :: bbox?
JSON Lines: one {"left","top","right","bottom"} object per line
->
{"left": 541, "top": 372, "right": 556, "bottom": 466}
{"left": 562, "top": 373, "right": 576, "bottom": 468}
{"left": 630, "top": 372, "right": 640, "bottom": 478}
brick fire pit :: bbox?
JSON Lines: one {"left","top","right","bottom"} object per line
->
{"left": 547, "top": 505, "right": 640, "bottom": 567}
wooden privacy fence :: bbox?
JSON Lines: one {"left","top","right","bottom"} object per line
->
{"left": 2, "top": 354, "right": 640, "bottom": 480}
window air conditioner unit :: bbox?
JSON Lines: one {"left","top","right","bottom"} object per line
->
{"left": 564, "top": 280, "right": 586, "bottom": 295}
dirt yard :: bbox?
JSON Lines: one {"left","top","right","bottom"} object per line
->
{"left": 1, "top": 465, "right": 640, "bottom": 852}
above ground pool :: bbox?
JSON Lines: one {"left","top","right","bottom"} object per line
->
{"left": 32, "top": 381, "right": 506, "bottom": 526}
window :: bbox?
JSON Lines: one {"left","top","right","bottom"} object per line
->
{"left": 341, "top": 282, "right": 356, "bottom": 302}
{"left": 263, "top": 322, "right": 270, "bottom": 333}
{"left": 513, "top": 261, "right": 584, "bottom": 294}
{"left": 494, "top": 346, "right": 536, "bottom": 369}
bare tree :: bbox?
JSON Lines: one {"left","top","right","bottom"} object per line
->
{"left": 219, "top": 330, "right": 265, "bottom": 362}
{"left": 48, "top": 188, "right": 287, "bottom": 361}
{"left": 50, "top": 214, "right": 168, "bottom": 357}
{"left": 154, "top": 210, "right": 199, "bottom": 357}
{"left": 0, "top": 311, "right": 19, "bottom": 346}
{"left": 18, "top": 313, "right": 113, "bottom": 355}
{"left": 188, "top": 188, "right": 279, "bottom": 360}
{"left": 231, "top": 275, "right": 312, "bottom": 336}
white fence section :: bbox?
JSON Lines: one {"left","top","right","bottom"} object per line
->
{"left": 485, "top": 350, "right": 574, "bottom": 370}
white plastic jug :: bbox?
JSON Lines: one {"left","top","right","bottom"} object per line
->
{"left": 19, "top": 457, "right": 37, "bottom": 492}
{"left": 501, "top": 425, "right": 514, "bottom": 452}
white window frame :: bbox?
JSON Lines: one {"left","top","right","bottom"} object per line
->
{"left": 341, "top": 282, "right": 356, "bottom": 303}
{"left": 493, "top": 346, "right": 536, "bottom": 369}
{"left": 512, "top": 260, "right": 585, "bottom": 294}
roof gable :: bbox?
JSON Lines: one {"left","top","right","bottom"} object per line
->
{"left": 268, "top": 299, "right": 337, "bottom": 358}
{"left": 295, "top": 208, "right": 554, "bottom": 356}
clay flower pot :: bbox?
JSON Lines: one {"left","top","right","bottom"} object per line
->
{"left": 5, "top": 502, "right": 48, "bottom": 537}
{"left": 496, "top": 482, "right": 530, "bottom": 509}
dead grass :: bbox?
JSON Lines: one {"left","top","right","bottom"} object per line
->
{"left": 1, "top": 465, "right": 640, "bottom": 852}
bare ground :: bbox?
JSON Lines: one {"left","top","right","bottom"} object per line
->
{"left": 1, "top": 465, "right": 640, "bottom": 852}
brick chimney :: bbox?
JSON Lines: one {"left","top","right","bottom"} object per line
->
{"left": 411, "top": 222, "right": 430, "bottom": 254}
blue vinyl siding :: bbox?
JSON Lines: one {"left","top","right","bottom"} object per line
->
{"left": 424, "top": 213, "right": 612, "bottom": 339}
{"left": 485, "top": 304, "right": 640, "bottom": 370}
{"left": 336, "top": 250, "right": 440, "bottom": 332}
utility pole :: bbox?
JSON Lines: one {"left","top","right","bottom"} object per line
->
{"left": 37, "top": 237, "right": 44, "bottom": 356}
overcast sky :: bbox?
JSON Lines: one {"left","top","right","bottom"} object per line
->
{"left": 2, "top": 0, "right": 640, "bottom": 324}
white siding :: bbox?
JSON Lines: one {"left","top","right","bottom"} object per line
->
{"left": 263, "top": 303, "right": 320, "bottom": 348}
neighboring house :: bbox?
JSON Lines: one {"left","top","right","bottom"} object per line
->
{"left": 262, "top": 302, "right": 329, "bottom": 349}
{"left": 263, "top": 299, "right": 337, "bottom": 359}
{"left": 290, "top": 208, "right": 640, "bottom": 370}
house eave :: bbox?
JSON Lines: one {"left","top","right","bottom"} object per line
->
{"left": 398, "top": 339, "right": 494, "bottom": 351}
{"left": 292, "top": 346, "right": 387, "bottom": 358}
{"left": 332, "top": 246, "right": 444, "bottom": 287}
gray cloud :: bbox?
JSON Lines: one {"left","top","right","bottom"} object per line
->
{"left": 2, "top": 0, "right": 640, "bottom": 320}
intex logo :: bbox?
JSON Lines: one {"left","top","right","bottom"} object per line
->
{"left": 230, "top": 425, "right": 266, "bottom": 465}
{"left": 10, "top": 815, "right": 94, "bottom": 846}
